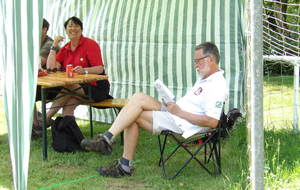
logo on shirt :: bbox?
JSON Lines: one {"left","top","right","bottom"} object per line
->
{"left": 215, "top": 101, "right": 223, "bottom": 108}
{"left": 194, "top": 87, "right": 203, "bottom": 95}
{"left": 80, "top": 57, "right": 84, "bottom": 61}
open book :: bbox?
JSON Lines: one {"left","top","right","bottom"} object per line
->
{"left": 154, "top": 79, "right": 175, "bottom": 103}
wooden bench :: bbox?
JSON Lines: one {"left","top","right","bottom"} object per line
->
{"left": 86, "top": 98, "right": 129, "bottom": 143}
{"left": 89, "top": 98, "right": 129, "bottom": 109}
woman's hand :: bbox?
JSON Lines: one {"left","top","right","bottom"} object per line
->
{"left": 47, "top": 36, "right": 64, "bottom": 70}
{"left": 53, "top": 36, "right": 64, "bottom": 47}
{"left": 73, "top": 66, "right": 85, "bottom": 74}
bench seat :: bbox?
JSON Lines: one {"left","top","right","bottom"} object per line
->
{"left": 89, "top": 98, "right": 129, "bottom": 108}
{"left": 86, "top": 98, "right": 129, "bottom": 144}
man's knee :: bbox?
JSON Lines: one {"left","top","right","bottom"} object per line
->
{"left": 130, "top": 92, "right": 150, "bottom": 103}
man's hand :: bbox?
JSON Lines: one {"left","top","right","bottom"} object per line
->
{"left": 167, "top": 102, "right": 219, "bottom": 128}
{"left": 166, "top": 102, "right": 182, "bottom": 116}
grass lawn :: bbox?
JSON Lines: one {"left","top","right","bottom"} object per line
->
{"left": 0, "top": 75, "right": 300, "bottom": 189}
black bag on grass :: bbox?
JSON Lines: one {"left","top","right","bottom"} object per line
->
{"left": 220, "top": 108, "right": 242, "bottom": 138}
{"left": 51, "top": 116, "right": 84, "bottom": 152}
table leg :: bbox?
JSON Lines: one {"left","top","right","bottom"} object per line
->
{"left": 88, "top": 85, "right": 93, "bottom": 138}
{"left": 41, "top": 87, "right": 48, "bottom": 160}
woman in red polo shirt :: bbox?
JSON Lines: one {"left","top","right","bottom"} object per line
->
{"left": 46, "top": 16, "right": 110, "bottom": 121}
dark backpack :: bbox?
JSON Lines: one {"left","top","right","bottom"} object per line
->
{"left": 51, "top": 116, "right": 84, "bottom": 152}
{"left": 220, "top": 108, "right": 242, "bottom": 138}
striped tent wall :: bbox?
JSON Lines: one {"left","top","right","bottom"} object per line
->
{"left": 0, "top": 0, "right": 43, "bottom": 189}
{"left": 44, "top": 0, "right": 245, "bottom": 123}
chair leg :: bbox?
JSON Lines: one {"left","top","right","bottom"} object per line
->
{"left": 158, "top": 133, "right": 183, "bottom": 179}
{"left": 158, "top": 131, "right": 223, "bottom": 178}
{"left": 159, "top": 133, "right": 215, "bottom": 179}
{"left": 157, "top": 134, "right": 168, "bottom": 166}
{"left": 214, "top": 139, "right": 221, "bottom": 174}
{"left": 205, "top": 136, "right": 221, "bottom": 175}
{"left": 158, "top": 135, "right": 163, "bottom": 166}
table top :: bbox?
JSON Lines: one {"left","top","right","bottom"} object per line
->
{"left": 37, "top": 72, "right": 108, "bottom": 88}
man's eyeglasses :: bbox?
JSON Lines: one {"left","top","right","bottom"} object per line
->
{"left": 192, "top": 56, "right": 209, "bottom": 64}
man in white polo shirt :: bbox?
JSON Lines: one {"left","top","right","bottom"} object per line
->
{"left": 81, "top": 42, "right": 227, "bottom": 178}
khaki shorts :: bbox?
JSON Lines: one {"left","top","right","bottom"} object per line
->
{"left": 152, "top": 111, "right": 183, "bottom": 134}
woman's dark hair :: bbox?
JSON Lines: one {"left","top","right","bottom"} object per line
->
{"left": 64, "top": 16, "right": 83, "bottom": 30}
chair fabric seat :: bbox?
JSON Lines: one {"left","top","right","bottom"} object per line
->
{"left": 160, "top": 129, "right": 216, "bottom": 142}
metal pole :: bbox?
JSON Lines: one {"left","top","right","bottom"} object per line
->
{"left": 293, "top": 62, "right": 299, "bottom": 133}
{"left": 41, "top": 87, "right": 48, "bottom": 161}
{"left": 246, "top": 0, "right": 264, "bottom": 189}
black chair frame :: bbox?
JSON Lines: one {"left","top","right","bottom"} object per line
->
{"left": 157, "top": 112, "right": 227, "bottom": 179}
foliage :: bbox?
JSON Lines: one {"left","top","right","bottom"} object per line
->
{"left": 263, "top": 0, "right": 300, "bottom": 56}
{"left": 263, "top": 60, "right": 294, "bottom": 75}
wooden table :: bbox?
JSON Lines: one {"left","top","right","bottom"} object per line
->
{"left": 38, "top": 72, "right": 108, "bottom": 88}
{"left": 37, "top": 72, "right": 108, "bottom": 160}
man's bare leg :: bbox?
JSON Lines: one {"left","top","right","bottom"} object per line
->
{"left": 96, "top": 111, "right": 154, "bottom": 177}
{"left": 80, "top": 93, "right": 159, "bottom": 156}
{"left": 122, "top": 111, "right": 153, "bottom": 160}
{"left": 108, "top": 93, "right": 161, "bottom": 137}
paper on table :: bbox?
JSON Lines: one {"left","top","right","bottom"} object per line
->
{"left": 154, "top": 79, "right": 175, "bottom": 103}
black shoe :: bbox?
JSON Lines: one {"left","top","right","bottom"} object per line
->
{"left": 80, "top": 134, "right": 112, "bottom": 155}
{"left": 97, "top": 160, "right": 133, "bottom": 178}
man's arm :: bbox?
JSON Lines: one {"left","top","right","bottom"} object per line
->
{"left": 166, "top": 102, "right": 219, "bottom": 128}
{"left": 40, "top": 40, "right": 52, "bottom": 67}
{"left": 40, "top": 56, "right": 47, "bottom": 67}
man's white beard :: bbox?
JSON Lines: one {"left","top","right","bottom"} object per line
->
{"left": 197, "top": 71, "right": 205, "bottom": 80}
{"left": 197, "top": 64, "right": 210, "bottom": 79}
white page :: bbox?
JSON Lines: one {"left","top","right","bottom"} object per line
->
{"left": 154, "top": 79, "right": 175, "bottom": 103}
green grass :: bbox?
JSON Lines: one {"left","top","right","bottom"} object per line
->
{"left": 0, "top": 75, "right": 300, "bottom": 189}
{"left": 263, "top": 75, "right": 300, "bottom": 129}
{"left": 0, "top": 117, "right": 249, "bottom": 190}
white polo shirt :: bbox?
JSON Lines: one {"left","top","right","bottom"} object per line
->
{"left": 170, "top": 70, "right": 227, "bottom": 138}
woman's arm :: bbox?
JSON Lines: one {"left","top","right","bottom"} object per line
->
{"left": 46, "top": 50, "right": 61, "bottom": 70}
{"left": 73, "top": 65, "right": 104, "bottom": 74}
{"left": 46, "top": 36, "right": 64, "bottom": 70}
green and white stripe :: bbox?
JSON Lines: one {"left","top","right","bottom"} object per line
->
{"left": 0, "top": 0, "right": 42, "bottom": 189}
{"left": 45, "top": 0, "right": 245, "bottom": 123}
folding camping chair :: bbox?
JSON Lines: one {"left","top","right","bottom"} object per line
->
{"left": 157, "top": 108, "right": 241, "bottom": 179}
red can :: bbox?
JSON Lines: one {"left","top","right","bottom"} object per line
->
{"left": 66, "top": 64, "right": 74, "bottom": 78}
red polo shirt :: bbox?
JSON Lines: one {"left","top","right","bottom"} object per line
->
{"left": 56, "top": 35, "right": 103, "bottom": 70}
